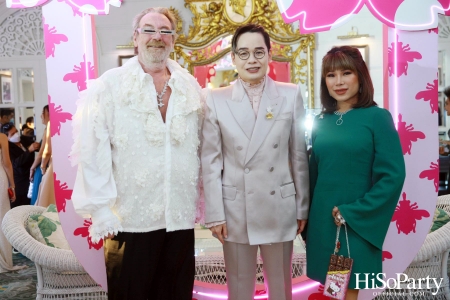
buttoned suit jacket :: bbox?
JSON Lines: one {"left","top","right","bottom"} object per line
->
{"left": 201, "top": 77, "right": 310, "bottom": 245}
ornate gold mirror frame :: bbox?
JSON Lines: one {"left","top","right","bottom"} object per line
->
{"left": 170, "top": 0, "right": 316, "bottom": 108}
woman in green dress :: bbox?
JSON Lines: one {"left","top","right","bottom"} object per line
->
{"left": 306, "top": 46, "right": 405, "bottom": 299}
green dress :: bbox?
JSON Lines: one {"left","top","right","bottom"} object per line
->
{"left": 306, "top": 106, "right": 405, "bottom": 289}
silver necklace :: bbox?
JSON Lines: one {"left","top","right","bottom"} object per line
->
{"left": 334, "top": 108, "right": 353, "bottom": 125}
{"left": 157, "top": 80, "right": 169, "bottom": 108}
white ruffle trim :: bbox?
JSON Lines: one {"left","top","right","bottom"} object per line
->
{"left": 89, "top": 206, "right": 123, "bottom": 244}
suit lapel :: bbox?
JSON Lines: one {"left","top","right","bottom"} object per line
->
{"left": 245, "top": 77, "right": 283, "bottom": 165}
{"left": 226, "top": 80, "right": 256, "bottom": 140}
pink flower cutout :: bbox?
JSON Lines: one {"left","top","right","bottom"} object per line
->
{"left": 73, "top": 219, "right": 104, "bottom": 250}
{"left": 382, "top": 251, "right": 393, "bottom": 261}
{"left": 63, "top": 54, "right": 96, "bottom": 91}
{"left": 43, "top": 20, "right": 68, "bottom": 59}
{"left": 388, "top": 35, "right": 422, "bottom": 77}
{"left": 48, "top": 96, "right": 72, "bottom": 137}
{"left": 415, "top": 79, "right": 439, "bottom": 113}
{"left": 429, "top": 28, "right": 439, "bottom": 34}
{"left": 53, "top": 172, "right": 73, "bottom": 213}
{"left": 397, "top": 114, "right": 426, "bottom": 155}
{"left": 391, "top": 192, "right": 430, "bottom": 235}
{"left": 419, "top": 161, "right": 440, "bottom": 193}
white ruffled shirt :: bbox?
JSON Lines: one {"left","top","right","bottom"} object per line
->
{"left": 70, "top": 57, "right": 204, "bottom": 243}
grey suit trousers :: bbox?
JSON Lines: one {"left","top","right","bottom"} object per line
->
{"left": 223, "top": 240, "right": 293, "bottom": 300}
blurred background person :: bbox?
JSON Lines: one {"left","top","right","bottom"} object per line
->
{"left": 0, "top": 130, "right": 25, "bottom": 272}
{"left": 35, "top": 120, "right": 55, "bottom": 207}
{"left": 0, "top": 109, "right": 13, "bottom": 126}
{"left": 1, "top": 122, "right": 39, "bottom": 208}
{"left": 29, "top": 105, "right": 49, "bottom": 205}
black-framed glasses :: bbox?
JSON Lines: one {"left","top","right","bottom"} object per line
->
{"left": 136, "top": 27, "right": 175, "bottom": 36}
{"left": 235, "top": 49, "right": 266, "bottom": 60}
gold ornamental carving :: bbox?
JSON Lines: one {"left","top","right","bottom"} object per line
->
{"left": 172, "top": 0, "right": 315, "bottom": 108}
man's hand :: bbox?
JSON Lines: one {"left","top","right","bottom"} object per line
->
{"left": 104, "top": 233, "right": 115, "bottom": 239}
{"left": 210, "top": 223, "right": 228, "bottom": 244}
{"left": 28, "top": 142, "right": 40, "bottom": 152}
{"left": 297, "top": 219, "right": 307, "bottom": 235}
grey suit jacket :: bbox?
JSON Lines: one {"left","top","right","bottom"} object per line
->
{"left": 201, "top": 77, "right": 310, "bottom": 245}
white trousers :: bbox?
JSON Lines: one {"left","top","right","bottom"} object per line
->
{"left": 223, "top": 240, "right": 293, "bottom": 300}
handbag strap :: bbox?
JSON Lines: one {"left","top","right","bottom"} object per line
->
{"left": 333, "top": 224, "right": 351, "bottom": 258}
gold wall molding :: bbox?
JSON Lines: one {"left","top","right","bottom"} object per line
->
{"left": 171, "top": 1, "right": 315, "bottom": 107}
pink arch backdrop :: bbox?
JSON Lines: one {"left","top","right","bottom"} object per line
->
{"left": 4, "top": 0, "right": 449, "bottom": 298}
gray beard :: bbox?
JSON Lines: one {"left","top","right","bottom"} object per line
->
{"left": 140, "top": 47, "right": 171, "bottom": 69}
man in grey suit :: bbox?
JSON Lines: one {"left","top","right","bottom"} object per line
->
{"left": 201, "top": 24, "right": 310, "bottom": 300}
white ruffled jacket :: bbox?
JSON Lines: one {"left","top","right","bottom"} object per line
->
{"left": 70, "top": 57, "right": 204, "bottom": 243}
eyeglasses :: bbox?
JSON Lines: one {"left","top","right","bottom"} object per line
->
{"left": 234, "top": 49, "right": 266, "bottom": 60}
{"left": 136, "top": 27, "right": 175, "bottom": 36}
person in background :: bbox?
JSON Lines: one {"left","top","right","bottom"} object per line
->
{"left": 0, "top": 132, "right": 25, "bottom": 272}
{"left": 29, "top": 105, "right": 50, "bottom": 205}
{"left": 202, "top": 24, "right": 309, "bottom": 300}
{"left": 70, "top": 7, "right": 204, "bottom": 300}
{"left": 0, "top": 109, "right": 13, "bottom": 126}
{"left": 439, "top": 86, "right": 450, "bottom": 154}
{"left": 35, "top": 121, "right": 55, "bottom": 207}
{"left": 306, "top": 46, "right": 405, "bottom": 300}
{"left": 1, "top": 122, "right": 39, "bottom": 208}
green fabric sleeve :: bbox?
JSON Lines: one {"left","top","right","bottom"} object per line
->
{"left": 338, "top": 108, "right": 406, "bottom": 250}
{"left": 309, "top": 120, "right": 319, "bottom": 202}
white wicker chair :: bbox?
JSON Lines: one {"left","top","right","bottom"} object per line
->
{"left": 375, "top": 195, "right": 450, "bottom": 300}
{"left": 1, "top": 205, "right": 107, "bottom": 300}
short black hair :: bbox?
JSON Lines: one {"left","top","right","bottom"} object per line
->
{"left": 26, "top": 116, "right": 34, "bottom": 124}
{"left": 0, "top": 109, "right": 13, "bottom": 118}
{"left": 444, "top": 86, "right": 450, "bottom": 98}
{"left": 43, "top": 105, "right": 49, "bottom": 114}
{"left": 231, "top": 24, "right": 271, "bottom": 53}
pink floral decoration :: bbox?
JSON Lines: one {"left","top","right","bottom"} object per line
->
{"left": 277, "top": 0, "right": 450, "bottom": 33}
{"left": 53, "top": 172, "right": 73, "bottom": 213}
{"left": 48, "top": 96, "right": 72, "bottom": 137}
{"left": 7, "top": 0, "right": 122, "bottom": 15}
{"left": 397, "top": 114, "right": 426, "bottom": 155}
{"left": 63, "top": 54, "right": 95, "bottom": 91}
{"left": 391, "top": 192, "right": 430, "bottom": 235}
{"left": 43, "top": 19, "right": 68, "bottom": 59}
{"left": 73, "top": 219, "right": 104, "bottom": 250}
{"left": 419, "top": 161, "right": 440, "bottom": 193}
{"left": 415, "top": 79, "right": 439, "bottom": 113}
{"left": 388, "top": 35, "right": 422, "bottom": 77}
{"left": 382, "top": 251, "right": 393, "bottom": 261}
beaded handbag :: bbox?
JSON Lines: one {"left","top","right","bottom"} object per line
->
{"left": 323, "top": 223, "right": 353, "bottom": 300}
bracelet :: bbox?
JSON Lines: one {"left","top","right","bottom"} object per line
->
{"left": 10, "top": 187, "right": 15, "bottom": 190}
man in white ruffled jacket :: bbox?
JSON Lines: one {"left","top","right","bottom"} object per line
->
{"left": 70, "top": 7, "right": 203, "bottom": 300}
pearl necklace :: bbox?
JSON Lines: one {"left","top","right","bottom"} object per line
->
{"left": 334, "top": 108, "right": 353, "bottom": 125}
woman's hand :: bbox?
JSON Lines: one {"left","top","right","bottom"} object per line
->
{"left": 332, "top": 206, "right": 345, "bottom": 226}
{"left": 10, "top": 189, "right": 16, "bottom": 203}
{"left": 210, "top": 223, "right": 228, "bottom": 244}
{"left": 30, "top": 168, "right": 35, "bottom": 181}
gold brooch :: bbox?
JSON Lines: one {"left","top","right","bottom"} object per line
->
{"left": 266, "top": 106, "right": 273, "bottom": 119}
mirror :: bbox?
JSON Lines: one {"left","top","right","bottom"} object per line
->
{"left": 0, "top": 69, "right": 13, "bottom": 105}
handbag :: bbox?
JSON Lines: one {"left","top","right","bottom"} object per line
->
{"left": 323, "top": 223, "right": 353, "bottom": 300}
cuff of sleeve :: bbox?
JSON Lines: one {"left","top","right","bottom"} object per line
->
{"left": 204, "top": 221, "right": 226, "bottom": 228}
{"left": 89, "top": 206, "right": 123, "bottom": 244}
